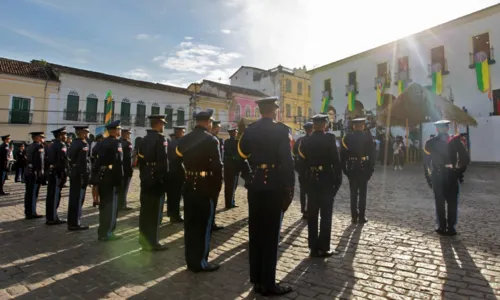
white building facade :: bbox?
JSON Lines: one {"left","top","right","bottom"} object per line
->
{"left": 45, "top": 63, "right": 191, "bottom": 145}
{"left": 309, "top": 4, "right": 500, "bottom": 163}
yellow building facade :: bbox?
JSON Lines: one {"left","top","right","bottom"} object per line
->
{"left": 0, "top": 58, "right": 60, "bottom": 143}
{"left": 280, "top": 67, "right": 311, "bottom": 134}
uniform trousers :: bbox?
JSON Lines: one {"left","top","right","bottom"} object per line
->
{"left": 248, "top": 189, "right": 283, "bottom": 289}
{"left": 166, "top": 173, "right": 184, "bottom": 216}
{"left": 349, "top": 178, "right": 368, "bottom": 219}
{"left": 139, "top": 190, "right": 165, "bottom": 248}
{"left": 67, "top": 174, "right": 86, "bottom": 227}
{"left": 223, "top": 160, "right": 239, "bottom": 208}
{"left": 307, "top": 187, "right": 334, "bottom": 251}
{"left": 15, "top": 166, "right": 25, "bottom": 183}
{"left": 432, "top": 169, "right": 460, "bottom": 231}
{"left": 0, "top": 169, "right": 7, "bottom": 193}
{"left": 24, "top": 174, "right": 41, "bottom": 217}
{"left": 46, "top": 173, "right": 63, "bottom": 221}
{"left": 183, "top": 181, "right": 215, "bottom": 271}
{"left": 298, "top": 174, "right": 307, "bottom": 213}
{"left": 118, "top": 175, "right": 132, "bottom": 209}
{"left": 98, "top": 186, "right": 119, "bottom": 238}
{"left": 212, "top": 184, "right": 222, "bottom": 226}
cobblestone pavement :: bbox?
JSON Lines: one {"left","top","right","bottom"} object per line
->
{"left": 0, "top": 165, "right": 499, "bottom": 300}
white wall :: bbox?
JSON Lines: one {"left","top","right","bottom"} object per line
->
{"left": 230, "top": 67, "right": 282, "bottom": 98}
{"left": 47, "top": 73, "right": 191, "bottom": 143}
{"left": 311, "top": 10, "right": 500, "bottom": 162}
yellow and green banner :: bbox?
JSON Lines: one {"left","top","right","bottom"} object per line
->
{"left": 431, "top": 71, "right": 442, "bottom": 95}
{"left": 475, "top": 60, "right": 490, "bottom": 93}
{"left": 348, "top": 90, "right": 355, "bottom": 111}
{"left": 376, "top": 83, "right": 385, "bottom": 106}
{"left": 397, "top": 80, "right": 406, "bottom": 95}
{"left": 103, "top": 90, "right": 113, "bottom": 137}
{"left": 320, "top": 96, "right": 330, "bottom": 113}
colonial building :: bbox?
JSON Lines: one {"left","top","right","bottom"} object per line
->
{"left": 309, "top": 3, "right": 500, "bottom": 163}
{"left": 230, "top": 65, "right": 312, "bottom": 134}
{"left": 0, "top": 58, "right": 60, "bottom": 143}
{"left": 41, "top": 61, "right": 191, "bottom": 144}
{"left": 187, "top": 80, "right": 267, "bottom": 138}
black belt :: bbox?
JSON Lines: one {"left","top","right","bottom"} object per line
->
{"left": 310, "top": 166, "right": 327, "bottom": 171}
{"left": 145, "top": 162, "right": 156, "bottom": 166}
{"left": 255, "top": 164, "right": 276, "bottom": 169}
{"left": 100, "top": 165, "right": 113, "bottom": 170}
{"left": 348, "top": 156, "right": 369, "bottom": 161}
{"left": 186, "top": 171, "right": 212, "bottom": 177}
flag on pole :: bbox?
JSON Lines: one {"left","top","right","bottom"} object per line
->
{"left": 347, "top": 90, "right": 355, "bottom": 111}
{"left": 432, "top": 71, "right": 443, "bottom": 95}
{"left": 103, "top": 90, "right": 113, "bottom": 137}
{"left": 397, "top": 80, "right": 406, "bottom": 96}
{"left": 475, "top": 59, "right": 490, "bottom": 93}
{"left": 376, "top": 83, "right": 385, "bottom": 106}
{"left": 321, "top": 96, "right": 330, "bottom": 113}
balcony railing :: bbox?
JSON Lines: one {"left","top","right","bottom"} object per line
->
{"left": 135, "top": 115, "right": 147, "bottom": 127}
{"left": 345, "top": 83, "right": 359, "bottom": 96}
{"left": 373, "top": 74, "right": 392, "bottom": 90}
{"left": 393, "top": 70, "right": 412, "bottom": 84}
{"left": 9, "top": 110, "right": 32, "bottom": 125}
{"left": 293, "top": 116, "right": 308, "bottom": 124}
{"left": 469, "top": 48, "right": 496, "bottom": 69}
{"left": 176, "top": 119, "right": 187, "bottom": 127}
{"left": 121, "top": 115, "right": 131, "bottom": 126}
{"left": 427, "top": 59, "right": 450, "bottom": 77}
{"left": 84, "top": 111, "right": 103, "bottom": 123}
{"left": 64, "top": 109, "right": 80, "bottom": 121}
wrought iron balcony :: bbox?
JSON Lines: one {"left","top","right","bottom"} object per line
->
{"left": 84, "top": 111, "right": 103, "bottom": 123}
{"left": 373, "top": 74, "right": 392, "bottom": 90}
{"left": 427, "top": 59, "right": 450, "bottom": 77}
{"left": 9, "top": 110, "right": 32, "bottom": 125}
{"left": 345, "top": 83, "right": 359, "bottom": 96}
{"left": 293, "top": 116, "right": 308, "bottom": 124}
{"left": 469, "top": 47, "right": 496, "bottom": 69}
{"left": 176, "top": 119, "right": 187, "bottom": 127}
{"left": 135, "top": 115, "right": 147, "bottom": 127}
{"left": 393, "top": 70, "right": 412, "bottom": 85}
{"left": 121, "top": 114, "right": 131, "bottom": 126}
{"left": 63, "top": 109, "right": 80, "bottom": 121}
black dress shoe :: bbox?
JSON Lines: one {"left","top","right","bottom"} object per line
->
{"left": 142, "top": 244, "right": 168, "bottom": 252}
{"left": 200, "top": 263, "right": 220, "bottom": 272}
{"left": 46, "top": 219, "right": 66, "bottom": 225}
{"left": 119, "top": 207, "right": 133, "bottom": 211}
{"left": 225, "top": 205, "right": 238, "bottom": 210}
{"left": 0, "top": 192, "right": 10, "bottom": 196}
{"left": 302, "top": 212, "right": 308, "bottom": 220}
{"left": 435, "top": 228, "right": 447, "bottom": 235}
{"left": 351, "top": 217, "right": 358, "bottom": 224}
{"left": 358, "top": 217, "right": 368, "bottom": 224}
{"left": 446, "top": 230, "right": 458, "bottom": 236}
{"left": 260, "top": 284, "right": 293, "bottom": 296}
{"left": 309, "top": 250, "right": 320, "bottom": 257}
{"left": 318, "top": 249, "right": 339, "bottom": 257}
{"left": 25, "top": 214, "right": 44, "bottom": 220}
{"left": 253, "top": 284, "right": 262, "bottom": 294}
{"left": 98, "top": 235, "right": 122, "bottom": 242}
{"left": 170, "top": 215, "right": 184, "bottom": 223}
{"left": 212, "top": 224, "right": 224, "bottom": 231}
{"left": 68, "top": 225, "right": 89, "bottom": 231}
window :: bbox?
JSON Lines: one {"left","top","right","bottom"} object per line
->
{"left": 121, "top": 99, "right": 131, "bottom": 126}
{"left": 308, "top": 85, "right": 311, "bottom": 97}
{"left": 285, "top": 79, "right": 292, "bottom": 93}
{"left": 176, "top": 108, "right": 185, "bottom": 126}
{"left": 85, "top": 94, "right": 98, "bottom": 122}
{"left": 151, "top": 103, "right": 160, "bottom": 115}
{"left": 324, "top": 79, "right": 331, "bottom": 91}
{"left": 431, "top": 46, "right": 445, "bottom": 68}
{"left": 308, "top": 107, "right": 312, "bottom": 118}
{"left": 297, "top": 106, "right": 302, "bottom": 117}
{"left": 165, "top": 106, "right": 173, "bottom": 129}
{"left": 10, "top": 97, "right": 31, "bottom": 124}
{"left": 348, "top": 71, "right": 357, "bottom": 86}
{"left": 245, "top": 106, "right": 251, "bottom": 118}
{"left": 297, "top": 82, "right": 303, "bottom": 95}
{"left": 377, "top": 62, "right": 388, "bottom": 78}
{"left": 254, "top": 107, "right": 260, "bottom": 118}
{"left": 398, "top": 56, "right": 409, "bottom": 72}
{"left": 136, "top": 101, "right": 146, "bottom": 126}
{"left": 493, "top": 89, "right": 500, "bottom": 116}
{"left": 65, "top": 91, "right": 79, "bottom": 121}
{"left": 234, "top": 104, "right": 241, "bottom": 121}
{"left": 473, "top": 33, "right": 491, "bottom": 58}
{"left": 286, "top": 104, "right": 291, "bottom": 117}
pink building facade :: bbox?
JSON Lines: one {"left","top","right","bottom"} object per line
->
{"left": 230, "top": 94, "right": 261, "bottom": 123}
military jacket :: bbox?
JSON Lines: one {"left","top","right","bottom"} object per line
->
{"left": 26, "top": 142, "right": 44, "bottom": 174}
{"left": 341, "top": 130, "right": 375, "bottom": 179}
{"left": 0, "top": 143, "right": 10, "bottom": 171}
{"left": 96, "top": 136, "right": 123, "bottom": 187}
{"left": 137, "top": 130, "right": 169, "bottom": 190}
{"left": 47, "top": 140, "right": 68, "bottom": 175}
{"left": 423, "top": 134, "right": 469, "bottom": 178}
{"left": 68, "top": 138, "right": 91, "bottom": 180}
{"left": 120, "top": 138, "right": 134, "bottom": 177}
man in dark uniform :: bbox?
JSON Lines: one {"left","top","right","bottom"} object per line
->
{"left": 67, "top": 125, "right": 91, "bottom": 231}
{"left": 223, "top": 126, "right": 245, "bottom": 209}
{"left": 95, "top": 121, "right": 123, "bottom": 241}
{"left": 210, "top": 120, "right": 224, "bottom": 231}
{"left": 90, "top": 134, "right": 104, "bottom": 207}
{"left": 341, "top": 117, "right": 375, "bottom": 224}
{"left": 298, "top": 114, "right": 342, "bottom": 257}
{"left": 292, "top": 122, "right": 313, "bottom": 219}
{"left": 176, "top": 110, "right": 222, "bottom": 272}
{"left": 136, "top": 115, "right": 169, "bottom": 251}
{"left": 166, "top": 126, "right": 186, "bottom": 222}
{"left": 15, "top": 143, "right": 27, "bottom": 183}
{"left": 25, "top": 132, "right": 45, "bottom": 219}
{"left": 46, "top": 127, "right": 68, "bottom": 225}
{"left": 0, "top": 134, "right": 11, "bottom": 195}
{"left": 423, "top": 120, "right": 469, "bottom": 236}
{"left": 118, "top": 128, "right": 134, "bottom": 211}
{"left": 238, "top": 96, "right": 294, "bottom": 296}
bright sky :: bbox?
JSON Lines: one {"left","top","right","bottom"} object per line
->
{"left": 0, "top": 0, "right": 499, "bottom": 87}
